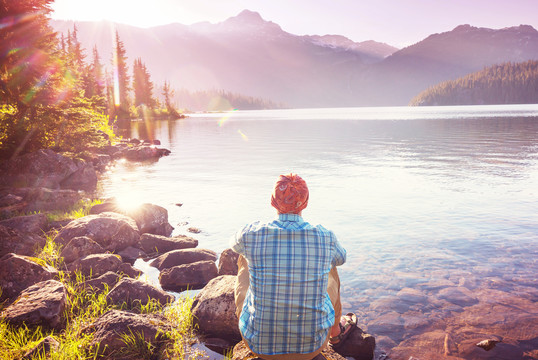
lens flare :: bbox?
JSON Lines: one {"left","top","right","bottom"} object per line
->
{"left": 238, "top": 129, "right": 248, "bottom": 141}
{"left": 217, "top": 109, "right": 238, "bottom": 127}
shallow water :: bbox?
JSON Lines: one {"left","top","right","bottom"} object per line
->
{"left": 102, "top": 105, "right": 538, "bottom": 359}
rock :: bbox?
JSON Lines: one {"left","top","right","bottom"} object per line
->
{"left": 23, "top": 336, "right": 60, "bottom": 359}
{"left": 0, "top": 213, "right": 47, "bottom": 234}
{"left": 60, "top": 162, "right": 97, "bottom": 192}
{"left": 231, "top": 340, "right": 348, "bottom": 360}
{"left": 476, "top": 339, "right": 501, "bottom": 351}
{"left": 125, "top": 203, "right": 174, "bottom": 236}
{"left": 191, "top": 275, "right": 241, "bottom": 342}
{"left": 117, "top": 262, "right": 143, "bottom": 278}
{"left": 67, "top": 253, "right": 123, "bottom": 278}
{"left": 139, "top": 233, "right": 198, "bottom": 254}
{"left": 331, "top": 325, "right": 376, "bottom": 360}
{"left": 56, "top": 212, "right": 140, "bottom": 252}
{"left": 366, "top": 311, "right": 404, "bottom": 342}
{"left": 106, "top": 278, "right": 174, "bottom": 307}
{"left": 1, "top": 280, "right": 67, "bottom": 329}
{"left": 150, "top": 248, "right": 217, "bottom": 271}
{"left": 89, "top": 200, "right": 174, "bottom": 237}
{"left": 437, "top": 286, "right": 479, "bottom": 307}
{"left": 78, "top": 271, "right": 121, "bottom": 293}
{"left": 0, "top": 149, "right": 81, "bottom": 189}
{"left": 0, "top": 253, "right": 58, "bottom": 302}
{"left": 60, "top": 236, "right": 106, "bottom": 264}
{"left": 187, "top": 227, "right": 201, "bottom": 234}
{"left": 396, "top": 287, "right": 428, "bottom": 304}
{"left": 1, "top": 187, "right": 83, "bottom": 213}
{"left": 117, "top": 246, "right": 147, "bottom": 265}
{"left": 84, "top": 309, "right": 172, "bottom": 355}
{"left": 388, "top": 330, "right": 454, "bottom": 360}
{"left": 123, "top": 145, "right": 171, "bottom": 161}
{"left": 160, "top": 260, "right": 219, "bottom": 292}
{"left": 218, "top": 248, "right": 239, "bottom": 276}
{"left": 459, "top": 338, "right": 523, "bottom": 359}
{"left": 0, "top": 224, "right": 46, "bottom": 258}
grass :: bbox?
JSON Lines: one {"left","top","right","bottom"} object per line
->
{"left": 0, "top": 227, "right": 202, "bottom": 360}
{"left": 44, "top": 198, "right": 103, "bottom": 223}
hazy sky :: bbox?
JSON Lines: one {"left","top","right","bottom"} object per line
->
{"left": 51, "top": 0, "right": 538, "bottom": 47}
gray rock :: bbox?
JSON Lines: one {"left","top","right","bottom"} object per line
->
{"left": 56, "top": 212, "right": 140, "bottom": 252}
{"left": 150, "top": 248, "right": 217, "bottom": 271}
{"left": 159, "top": 260, "right": 218, "bottom": 292}
{"left": 67, "top": 253, "right": 123, "bottom": 278}
{"left": 1, "top": 280, "right": 67, "bottom": 329}
{"left": 0, "top": 224, "right": 46, "bottom": 258}
{"left": 218, "top": 248, "right": 239, "bottom": 276}
{"left": 60, "top": 162, "right": 97, "bottom": 192}
{"left": 139, "top": 233, "right": 198, "bottom": 254}
{"left": 0, "top": 253, "right": 58, "bottom": 302}
{"left": 231, "top": 340, "right": 349, "bottom": 360}
{"left": 60, "top": 236, "right": 106, "bottom": 264}
{"left": 191, "top": 275, "right": 241, "bottom": 342}
{"left": 84, "top": 310, "right": 172, "bottom": 355}
{"left": 123, "top": 145, "right": 171, "bottom": 161}
{"left": 3, "top": 187, "right": 83, "bottom": 212}
{"left": 106, "top": 278, "right": 174, "bottom": 307}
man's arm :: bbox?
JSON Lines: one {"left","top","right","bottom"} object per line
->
{"left": 332, "top": 235, "right": 346, "bottom": 267}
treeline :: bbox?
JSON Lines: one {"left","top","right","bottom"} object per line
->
{"left": 409, "top": 60, "right": 538, "bottom": 106}
{"left": 175, "top": 89, "right": 287, "bottom": 112}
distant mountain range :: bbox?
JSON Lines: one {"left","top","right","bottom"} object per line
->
{"left": 51, "top": 10, "right": 538, "bottom": 108}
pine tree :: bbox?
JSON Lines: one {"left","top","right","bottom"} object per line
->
{"left": 133, "top": 58, "right": 155, "bottom": 108}
{"left": 113, "top": 30, "right": 130, "bottom": 119}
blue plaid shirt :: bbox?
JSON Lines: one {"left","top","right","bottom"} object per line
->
{"left": 231, "top": 213, "right": 347, "bottom": 355}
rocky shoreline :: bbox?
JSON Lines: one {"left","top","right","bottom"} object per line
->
{"left": 0, "top": 144, "right": 375, "bottom": 359}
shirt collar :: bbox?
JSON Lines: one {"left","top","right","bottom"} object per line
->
{"left": 278, "top": 213, "right": 303, "bottom": 222}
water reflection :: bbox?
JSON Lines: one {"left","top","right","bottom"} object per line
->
{"left": 101, "top": 106, "right": 538, "bottom": 359}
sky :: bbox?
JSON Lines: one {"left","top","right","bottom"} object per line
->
{"left": 50, "top": 0, "right": 538, "bottom": 48}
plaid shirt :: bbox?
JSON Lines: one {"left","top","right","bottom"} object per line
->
{"left": 231, "top": 213, "right": 347, "bottom": 355}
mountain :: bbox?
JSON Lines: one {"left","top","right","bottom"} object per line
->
{"left": 51, "top": 12, "right": 538, "bottom": 108}
{"left": 409, "top": 60, "right": 538, "bottom": 106}
{"left": 358, "top": 24, "right": 538, "bottom": 105}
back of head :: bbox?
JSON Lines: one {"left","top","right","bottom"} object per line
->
{"left": 271, "top": 173, "right": 309, "bottom": 214}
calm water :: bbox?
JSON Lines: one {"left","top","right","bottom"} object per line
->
{"left": 101, "top": 105, "right": 538, "bottom": 358}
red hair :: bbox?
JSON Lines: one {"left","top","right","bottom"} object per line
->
{"left": 271, "top": 174, "right": 309, "bottom": 214}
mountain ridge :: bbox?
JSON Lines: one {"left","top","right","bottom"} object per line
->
{"left": 50, "top": 10, "right": 538, "bottom": 108}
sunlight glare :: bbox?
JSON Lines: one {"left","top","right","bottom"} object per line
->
{"left": 217, "top": 109, "right": 238, "bottom": 127}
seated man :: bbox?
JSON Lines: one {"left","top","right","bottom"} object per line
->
{"left": 231, "top": 174, "right": 352, "bottom": 360}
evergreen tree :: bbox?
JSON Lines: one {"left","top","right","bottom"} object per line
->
{"left": 161, "top": 81, "right": 180, "bottom": 117}
{"left": 84, "top": 46, "right": 105, "bottom": 101}
{"left": 132, "top": 57, "right": 155, "bottom": 108}
{"left": 113, "top": 30, "right": 130, "bottom": 119}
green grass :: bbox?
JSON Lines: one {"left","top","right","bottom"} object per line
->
{"left": 0, "top": 230, "right": 203, "bottom": 360}
{"left": 44, "top": 198, "right": 103, "bottom": 223}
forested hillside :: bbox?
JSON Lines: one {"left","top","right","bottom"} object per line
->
{"left": 410, "top": 61, "right": 538, "bottom": 106}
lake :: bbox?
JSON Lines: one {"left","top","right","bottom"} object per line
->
{"left": 100, "top": 105, "right": 538, "bottom": 359}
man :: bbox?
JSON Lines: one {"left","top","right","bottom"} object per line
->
{"left": 231, "top": 173, "right": 353, "bottom": 360}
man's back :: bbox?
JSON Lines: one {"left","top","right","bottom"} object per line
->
{"left": 232, "top": 213, "right": 346, "bottom": 355}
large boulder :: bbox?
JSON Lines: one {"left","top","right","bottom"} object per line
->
{"left": 218, "top": 248, "right": 240, "bottom": 276}
{"left": 0, "top": 224, "right": 46, "bottom": 258}
{"left": 106, "top": 278, "right": 174, "bottom": 307}
{"left": 150, "top": 248, "right": 217, "bottom": 271}
{"left": 191, "top": 275, "right": 241, "bottom": 342}
{"left": 67, "top": 253, "right": 123, "bottom": 278}
{"left": 84, "top": 310, "right": 172, "bottom": 355}
{"left": 0, "top": 149, "right": 97, "bottom": 191}
{"left": 91, "top": 200, "right": 174, "bottom": 236}
{"left": 59, "top": 236, "right": 106, "bottom": 264}
{"left": 159, "top": 260, "right": 219, "bottom": 292}
{"left": 56, "top": 212, "right": 140, "bottom": 252}
{"left": 117, "top": 246, "right": 147, "bottom": 265}
{"left": 1, "top": 280, "right": 67, "bottom": 330}
{"left": 140, "top": 233, "right": 198, "bottom": 254}
{"left": 0, "top": 253, "right": 58, "bottom": 302}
